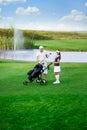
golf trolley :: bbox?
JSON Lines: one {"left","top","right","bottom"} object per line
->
{"left": 23, "top": 62, "right": 52, "bottom": 85}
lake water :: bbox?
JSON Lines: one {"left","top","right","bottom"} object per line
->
{"left": 0, "top": 50, "right": 87, "bottom": 62}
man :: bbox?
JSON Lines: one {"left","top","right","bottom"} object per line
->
{"left": 36, "top": 46, "right": 48, "bottom": 81}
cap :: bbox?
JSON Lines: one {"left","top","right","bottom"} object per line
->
{"left": 56, "top": 50, "right": 60, "bottom": 53}
{"left": 39, "top": 46, "right": 44, "bottom": 49}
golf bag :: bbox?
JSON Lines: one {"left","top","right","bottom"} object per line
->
{"left": 23, "top": 62, "right": 52, "bottom": 85}
{"left": 28, "top": 63, "right": 43, "bottom": 82}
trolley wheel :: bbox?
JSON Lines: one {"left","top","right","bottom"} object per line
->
{"left": 40, "top": 79, "right": 47, "bottom": 85}
{"left": 36, "top": 79, "right": 41, "bottom": 83}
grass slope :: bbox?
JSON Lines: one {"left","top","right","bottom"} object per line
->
{"left": 0, "top": 59, "right": 87, "bottom": 130}
{"left": 35, "top": 39, "right": 87, "bottom": 51}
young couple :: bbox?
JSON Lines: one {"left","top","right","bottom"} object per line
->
{"left": 36, "top": 46, "right": 61, "bottom": 84}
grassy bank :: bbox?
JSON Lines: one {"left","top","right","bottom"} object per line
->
{"left": 35, "top": 39, "right": 87, "bottom": 51}
{"left": 0, "top": 59, "right": 87, "bottom": 130}
{"left": 0, "top": 28, "right": 87, "bottom": 51}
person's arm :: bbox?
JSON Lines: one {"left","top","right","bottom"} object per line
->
{"left": 45, "top": 54, "right": 49, "bottom": 58}
{"left": 36, "top": 55, "right": 39, "bottom": 62}
{"left": 45, "top": 53, "right": 52, "bottom": 58}
{"left": 54, "top": 59, "right": 60, "bottom": 64}
{"left": 36, "top": 52, "right": 40, "bottom": 62}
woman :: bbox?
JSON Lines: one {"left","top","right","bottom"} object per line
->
{"left": 53, "top": 50, "right": 61, "bottom": 84}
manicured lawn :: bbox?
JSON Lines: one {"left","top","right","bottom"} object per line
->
{"left": 0, "top": 59, "right": 87, "bottom": 130}
{"left": 35, "top": 39, "right": 87, "bottom": 51}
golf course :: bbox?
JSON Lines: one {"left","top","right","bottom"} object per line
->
{"left": 0, "top": 59, "right": 87, "bottom": 130}
{"left": 35, "top": 39, "right": 87, "bottom": 51}
{"left": 0, "top": 0, "right": 87, "bottom": 129}
{"left": 0, "top": 29, "right": 87, "bottom": 130}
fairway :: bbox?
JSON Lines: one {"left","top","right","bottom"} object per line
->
{"left": 0, "top": 60, "right": 87, "bottom": 130}
{"left": 35, "top": 39, "right": 87, "bottom": 51}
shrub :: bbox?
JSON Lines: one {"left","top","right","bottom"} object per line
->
{"left": 24, "top": 37, "right": 34, "bottom": 49}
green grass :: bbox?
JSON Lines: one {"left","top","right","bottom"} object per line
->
{"left": 35, "top": 39, "right": 87, "bottom": 51}
{"left": 0, "top": 59, "right": 87, "bottom": 130}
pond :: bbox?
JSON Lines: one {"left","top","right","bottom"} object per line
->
{"left": 0, "top": 50, "right": 87, "bottom": 62}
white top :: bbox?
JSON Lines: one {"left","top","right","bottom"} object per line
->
{"left": 36, "top": 51, "right": 47, "bottom": 63}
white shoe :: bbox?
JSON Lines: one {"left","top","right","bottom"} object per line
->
{"left": 53, "top": 81, "right": 60, "bottom": 84}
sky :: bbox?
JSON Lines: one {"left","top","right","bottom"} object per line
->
{"left": 0, "top": 0, "right": 87, "bottom": 31}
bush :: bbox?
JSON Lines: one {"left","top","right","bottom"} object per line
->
{"left": 24, "top": 37, "right": 34, "bottom": 49}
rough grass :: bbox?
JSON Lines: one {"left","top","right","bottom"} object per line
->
{"left": 0, "top": 59, "right": 87, "bottom": 130}
{"left": 35, "top": 39, "right": 87, "bottom": 51}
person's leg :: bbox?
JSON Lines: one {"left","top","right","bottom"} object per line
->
{"left": 55, "top": 72, "right": 60, "bottom": 81}
{"left": 44, "top": 74, "right": 47, "bottom": 80}
{"left": 53, "top": 66, "right": 60, "bottom": 84}
{"left": 43, "top": 66, "right": 47, "bottom": 81}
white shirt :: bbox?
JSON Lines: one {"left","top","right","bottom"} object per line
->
{"left": 36, "top": 51, "right": 47, "bottom": 64}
